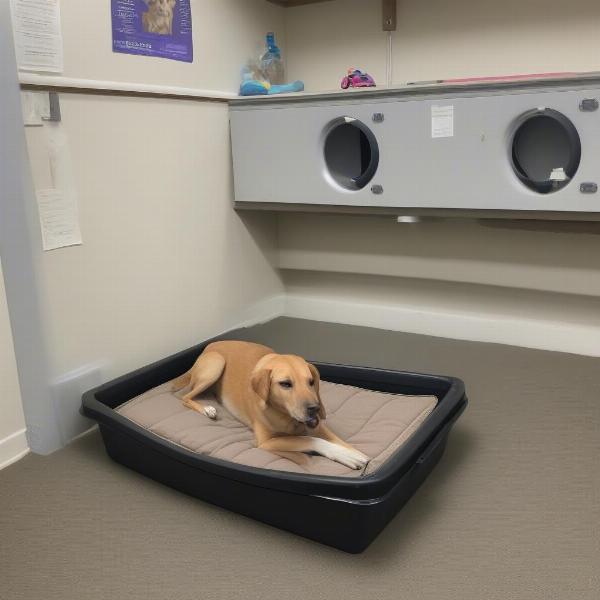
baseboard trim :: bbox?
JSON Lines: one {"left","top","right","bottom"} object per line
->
{"left": 228, "top": 294, "right": 286, "bottom": 332}
{"left": 284, "top": 294, "right": 600, "bottom": 357}
{"left": 0, "top": 428, "right": 29, "bottom": 470}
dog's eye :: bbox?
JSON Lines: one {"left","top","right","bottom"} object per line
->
{"left": 279, "top": 381, "right": 293, "bottom": 389}
{"left": 308, "top": 379, "right": 314, "bottom": 386}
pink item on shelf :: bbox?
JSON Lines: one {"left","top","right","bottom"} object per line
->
{"left": 341, "top": 68, "right": 376, "bottom": 89}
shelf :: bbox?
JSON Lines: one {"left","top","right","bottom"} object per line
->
{"left": 230, "top": 72, "right": 600, "bottom": 106}
{"left": 234, "top": 202, "right": 600, "bottom": 224}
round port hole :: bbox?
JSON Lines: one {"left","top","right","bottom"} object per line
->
{"left": 323, "top": 117, "right": 379, "bottom": 190}
{"left": 511, "top": 109, "right": 581, "bottom": 194}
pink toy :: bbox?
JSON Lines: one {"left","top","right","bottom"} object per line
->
{"left": 341, "top": 68, "right": 376, "bottom": 89}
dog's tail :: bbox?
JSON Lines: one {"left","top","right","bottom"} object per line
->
{"left": 171, "top": 370, "right": 191, "bottom": 392}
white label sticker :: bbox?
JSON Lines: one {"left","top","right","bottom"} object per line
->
{"left": 431, "top": 105, "right": 454, "bottom": 138}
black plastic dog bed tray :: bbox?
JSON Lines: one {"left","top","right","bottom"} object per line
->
{"left": 81, "top": 338, "right": 467, "bottom": 553}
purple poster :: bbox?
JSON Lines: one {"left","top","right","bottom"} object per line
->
{"left": 112, "top": 0, "right": 193, "bottom": 63}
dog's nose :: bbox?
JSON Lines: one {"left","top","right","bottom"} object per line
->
{"left": 306, "top": 404, "right": 320, "bottom": 416}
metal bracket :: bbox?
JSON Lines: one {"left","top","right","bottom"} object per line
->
{"left": 42, "top": 91, "right": 61, "bottom": 122}
{"left": 382, "top": 0, "right": 397, "bottom": 31}
{"left": 579, "top": 98, "right": 599, "bottom": 112}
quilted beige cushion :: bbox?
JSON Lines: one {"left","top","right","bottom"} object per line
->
{"left": 117, "top": 380, "right": 437, "bottom": 477}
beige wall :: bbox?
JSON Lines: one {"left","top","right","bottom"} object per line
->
{"left": 285, "top": 0, "right": 600, "bottom": 91}
{"left": 22, "top": 0, "right": 285, "bottom": 382}
{"left": 278, "top": 0, "right": 600, "bottom": 355}
{"left": 26, "top": 97, "right": 283, "bottom": 378}
{"left": 0, "top": 259, "right": 28, "bottom": 467}
{"left": 59, "top": 0, "right": 285, "bottom": 92}
{"left": 278, "top": 215, "right": 600, "bottom": 297}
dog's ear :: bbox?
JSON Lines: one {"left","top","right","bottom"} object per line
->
{"left": 308, "top": 363, "right": 326, "bottom": 420}
{"left": 250, "top": 366, "right": 272, "bottom": 410}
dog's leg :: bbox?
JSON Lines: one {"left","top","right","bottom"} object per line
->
{"left": 258, "top": 435, "right": 368, "bottom": 470}
{"left": 171, "top": 371, "right": 191, "bottom": 392}
{"left": 317, "top": 425, "right": 370, "bottom": 467}
{"left": 317, "top": 424, "right": 367, "bottom": 454}
{"left": 181, "top": 351, "right": 225, "bottom": 420}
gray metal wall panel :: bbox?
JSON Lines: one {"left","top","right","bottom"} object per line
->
{"left": 230, "top": 85, "right": 600, "bottom": 213}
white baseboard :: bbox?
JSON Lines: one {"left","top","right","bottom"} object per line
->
{"left": 69, "top": 424, "right": 98, "bottom": 443}
{"left": 0, "top": 428, "right": 29, "bottom": 470}
{"left": 284, "top": 294, "right": 600, "bottom": 357}
{"left": 227, "top": 294, "right": 286, "bottom": 332}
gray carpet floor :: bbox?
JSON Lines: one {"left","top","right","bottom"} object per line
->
{"left": 1, "top": 318, "right": 599, "bottom": 600}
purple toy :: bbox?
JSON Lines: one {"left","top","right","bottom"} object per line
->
{"left": 341, "top": 68, "right": 376, "bottom": 89}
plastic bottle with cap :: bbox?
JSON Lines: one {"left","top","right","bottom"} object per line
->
{"left": 260, "top": 32, "right": 284, "bottom": 85}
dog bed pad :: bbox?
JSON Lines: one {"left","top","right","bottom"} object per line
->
{"left": 117, "top": 380, "right": 437, "bottom": 477}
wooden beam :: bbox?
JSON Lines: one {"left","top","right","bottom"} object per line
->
{"left": 267, "top": 0, "right": 335, "bottom": 7}
{"left": 267, "top": 0, "right": 397, "bottom": 33}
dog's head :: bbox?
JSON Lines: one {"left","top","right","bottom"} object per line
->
{"left": 145, "top": 0, "right": 176, "bottom": 17}
{"left": 250, "top": 354, "right": 325, "bottom": 429}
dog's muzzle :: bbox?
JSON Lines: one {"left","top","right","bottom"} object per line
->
{"left": 304, "top": 405, "right": 320, "bottom": 429}
{"left": 305, "top": 416, "right": 319, "bottom": 429}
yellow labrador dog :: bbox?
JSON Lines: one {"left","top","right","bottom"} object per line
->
{"left": 142, "top": 0, "right": 176, "bottom": 35}
{"left": 172, "top": 341, "right": 369, "bottom": 470}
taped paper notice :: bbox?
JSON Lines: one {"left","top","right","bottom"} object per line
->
{"left": 21, "top": 91, "right": 43, "bottom": 126}
{"left": 36, "top": 189, "right": 82, "bottom": 251}
{"left": 10, "top": 0, "right": 64, "bottom": 73}
{"left": 431, "top": 105, "right": 454, "bottom": 138}
{"left": 20, "top": 91, "right": 51, "bottom": 126}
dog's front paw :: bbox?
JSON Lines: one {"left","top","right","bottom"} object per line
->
{"left": 354, "top": 450, "right": 370, "bottom": 469}
{"left": 203, "top": 406, "right": 217, "bottom": 420}
{"left": 330, "top": 446, "right": 369, "bottom": 470}
{"left": 345, "top": 448, "right": 370, "bottom": 470}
